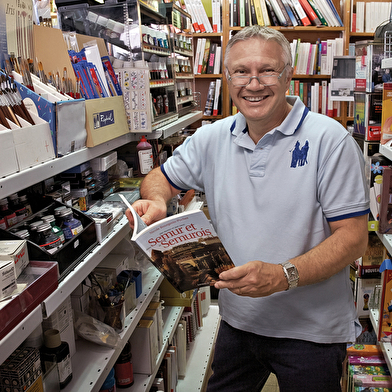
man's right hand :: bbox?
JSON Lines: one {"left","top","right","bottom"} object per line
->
{"left": 125, "top": 199, "right": 168, "bottom": 229}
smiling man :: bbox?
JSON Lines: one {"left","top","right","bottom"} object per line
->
{"left": 125, "top": 26, "right": 370, "bottom": 392}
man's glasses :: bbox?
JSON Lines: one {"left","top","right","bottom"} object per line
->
{"left": 226, "top": 65, "right": 288, "bottom": 87}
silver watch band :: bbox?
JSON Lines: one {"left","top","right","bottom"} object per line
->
{"left": 280, "top": 261, "right": 299, "bottom": 290}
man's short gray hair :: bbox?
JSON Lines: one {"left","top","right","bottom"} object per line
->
{"left": 224, "top": 26, "right": 292, "bottom": 68}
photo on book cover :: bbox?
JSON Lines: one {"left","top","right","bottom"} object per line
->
{"left": 119, "top": 194, "right": 235, "bottom": 293}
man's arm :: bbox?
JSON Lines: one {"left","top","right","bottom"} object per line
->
{"left": 125, "top": 167, "right": 181, "bottom": 227}
{"left": 214, "top": 214, "right": 369, "bottom": 297}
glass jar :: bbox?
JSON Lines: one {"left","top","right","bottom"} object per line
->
{"left": 36, "top": 222, "right": 62, "bottom": 254}
{"left": 42, "top": 214, "right": 65, "bottom": 244}
{"left": 0, "top": 198, "right": 18, "bottom": 228}
{"left": 14, "top": 229, "right": 30, "bottom": 240}
{"left": 29, "top": 220, "right": 44, "bottom": 244}
{"left": 58, "top": 208, "right": 83, "bottom": 240}
{"left": 19, "top": 194, "right": 32, "bottom": 216}
{"left": 8, "top": 193, "right": 28, "bottom": 222}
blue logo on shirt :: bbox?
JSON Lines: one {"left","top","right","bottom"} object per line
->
{"left": 290, "top": 140, "right": 309, "bottom": 168}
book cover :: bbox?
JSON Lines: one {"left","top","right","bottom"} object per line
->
{"left": 213, "top": 45, "right": 222, "bottom": 74}
{"left": 250, "top": 0, "right": 258, "bottom": 25}
{"left": 271, "top": 0, "right": 291, "bottom": 25}
{"left": 123, "top": 199, "right": 235, "bottom": 293}
{"left": 324, "top": 0, "right": 343, "bottom": 26}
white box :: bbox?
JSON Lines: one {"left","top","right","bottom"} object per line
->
{"left": 355, "top": 277, "right": 381, "bottom": 317}
{"left": 97, "top": 253, "right": 129, "bottom": 276}
{"left": 0, "top": 240, "right": 29, "bottom": 278}
{"left": 0, "top": 260, "right": 17, "bottom": 299}
{"left": 42, "top": 296, "right": 76, "bottom": 357}
{"left": 90, "top": 151, "right": 117, "bottom": 172}
{"left": 130, "top": 319, "right": 159, "bottom": 374}
{"left": 12, "top": 112, "right": 55, "bottom": 171}
{"left": 0, "top": 128, "right": 18, "bottom": 177}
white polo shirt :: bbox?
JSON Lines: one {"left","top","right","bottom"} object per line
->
{"left": 162, "top": 96, "right": 370, "bottom": 343}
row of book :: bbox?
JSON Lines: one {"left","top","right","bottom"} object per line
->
{"left": 351, "top": 1, "right": 391, "bottom": 33}
{"left": 194, "top": 39, "right": 222, "bottom": 75}
{"left": 229, "top": 0, "right": 343, "bottom": 28}
{"left": 291, "top": 37, "right": 344, "bottom": 76}
{"left": 182, "top": 0, "right": 222, "bottom": 33}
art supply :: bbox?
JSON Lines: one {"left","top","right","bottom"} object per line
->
{"left": 137, "top": 135, "right": 153, "bottom": 175}
{"left": 40, "top": 329, "right": 73, "bottom": 389}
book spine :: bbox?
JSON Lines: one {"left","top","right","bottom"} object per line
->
{"left": 193, "top": 38, "right": 202, "bottom": 74}
{"left": 282, "top": 0, "right": 298, "bottom": 25}
{"left": 213, "top": 78, "right": 221, "bottom": 115}
{"left": 254, "top": 0, "right": 265, "bottom": 25}
{"left": 298, "top": 0, "right": 322, "bottom": 25}
{"left": 307, "top": 0, "right": 328, "bottom": 25}
{"left": 201, "top": 39, "right": 211, "bottom": 74}
{"left": 275, "top": 0, "right": 292, "bottom": 25}
{"left": 233, "top": 0, "right": 239, "bottom": 25}
{"left": 265, "top": 0, "right": 280, "bottom": 25}
{"left": 259, "top": 0, "right": 271, "bottom": 25}
{"left": 203, "top": 81, "right": 216, "bottom": 116}
{"left": 250, "top": 0, "right": 258, "bottom": 24}
{"left": 290, "top": 0, "right": 311, "bottom": 25}
{"left": 269, "top": 0, "right": 289, "bottom": 25}
{"left": 324, "top": 0, "right": 343, "bottom": 26}
{"left": 239, "top": 0, "right": 246, "bottom": 26}
{"left": 206, "top": 43, "right": 217, "bottom": 74}
{"left": 245, "top": 0, "right": 251, "bottom": 25}
{"left": 197, "top": 38, "right": 206, "bottom": 74}
{"left": 213, "top": 46, "right": 222, "bottom": 74}
{"left": 285, "top": 0, "right": 302, "bottom": 25}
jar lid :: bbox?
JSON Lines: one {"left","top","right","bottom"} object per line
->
{"left": 29, "top": 221, "right": 43, "bottom": 230}
{"left": 58, "top": 208, "right": 73, "bottom": 217}
{"left": 19, "top": 195, "right": 28, "bottom": 201}
{"left": 54, "top": 206, "right": 67, "bottom": 215}
{"left": 15, "top": 230, "right": 29, "bottom": 239}
{"left": 44, "top": 329, "right": 61, "bottom": 348}
{"left": 0, "top": 198, "right": 8, "bottom": 205}
{"left": 36, "top": 222, "right": 51, "bottom": 232}
{"left": 42, "top": 215, "right": 55, "bottom": 223}
{"left": 8, "top": 193, "right": 18, "bottom": 200}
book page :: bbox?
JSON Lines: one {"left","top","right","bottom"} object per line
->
{"left": 118, "top": 194, "right": 147, "bottom": 237}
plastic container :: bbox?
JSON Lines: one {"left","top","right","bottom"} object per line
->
{"left": 137, "top": 136, "right": 153, "bottom": 176}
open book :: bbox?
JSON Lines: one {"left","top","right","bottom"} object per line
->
{"left": 119, "top": 195, "right": 234, "bottom": 293}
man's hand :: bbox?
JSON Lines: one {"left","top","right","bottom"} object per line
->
{"left": 214, "top": 260, "right": 288, "bottom": 297}
{"left": 125, "top": 199, "right": 168, "bottom": 229}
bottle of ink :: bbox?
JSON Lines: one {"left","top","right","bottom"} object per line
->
{"left": 8, "top": 193, "right": 28, "bottom": 222}
{"left": 42, "top": 214, "right": 65, "bottom": 245}
{"left": 36, "top": 222, "right": 63, "bottom": 254}
{"left": 19, "top": 194, "right": 33, "bottom": 216}
{"left": 58, "top": 208, "right": 83, "bottom": 240}
{"left": 114, "top": 342, "right": 134, "bottom": 388}
{"left": 137, "top": 136, "right": 153, "bottom": 176}
{"left": 0, "top": 198, "right": 18, "bottom": 228}
{"left": 29, "top": 220, "right": 44, "bottom": 244}
{"left": 40, "top": 329, "right": 73, "bottom": 389}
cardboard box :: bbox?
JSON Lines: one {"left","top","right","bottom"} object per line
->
{"left": 15, "top": 79, "right": 87, "bottom": 158}
{"left": 130, "top": 319, "right": 159, "bottom": 374}
{"left": 0, "top": 240, "right": 29, "bottom": 278}
{"left": 0, "top": 128, "right": 18, "bottom": 177}
{"left": 0, "top": 261, "right": 58, "bottom": 340}
{"left": 11, "top": 111, "right": 55, "bottom": 171}
{"left": 355, "top": 277, "right": 381, "bottom": 317}
{"left": 42, "top": 296, "right": 76, "bottom": 357}
{"left": 0, "top": 260, "right": 17, "bottom": 299}
{"left": 0, "top": 347, "right": 42, "bottom": 392}
{"left": 85, "top": 96, "right": 129, "bottom": 147}
{"left": 159, "top": 278, "right": 195, "bottom": 306}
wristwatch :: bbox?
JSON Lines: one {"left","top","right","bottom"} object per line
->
{"left": 280, "top": 261, "right": 299, "bottom": 290}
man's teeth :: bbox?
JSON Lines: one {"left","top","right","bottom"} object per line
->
{"left": 244, "top": 96, "right": 265, "bottom": 102}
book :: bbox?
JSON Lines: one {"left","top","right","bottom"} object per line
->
{"left": 201, "top": 38, "right": 211, "bottom": 74}
{"left": 259, "top": 0, "right": 271, "bottom": 25}
{"left": 290, "top": 0, "right": 311, "bottom": 25}
{"left": 307, "top": 0, "right": 328, "bottom": 25}
{"left": 204, "top": 80, "right": 216, "bottom": 115}
{"left": 254, "top": 0, "right": 266, "bottom": 25}
{"left": 213, "top": 78, "right": 222, "bottom": 115}
{"left": 207, "top": 43, "right": 217, "bottom": 74}
{"left": 213, "top": 45, "right": 222, "bottom": 74}
{"left": 270, "top": 0, "right": 290, "bottom": 25}
{"left": 250, "top": 0, "right": 258, "bottom": 24}
{"left": 275, "top": 0, "right": 293, "bottom": 25}
{"left": 298, "top": 0, "right": 322, "bottom": 25}
{"left": 122, "top": 195, "right": 235, "bottom": 293}
{"left": 265, "top": 0, "right": 280, "bottom": 25}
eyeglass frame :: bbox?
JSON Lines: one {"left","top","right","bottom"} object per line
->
{"left": 225, "top": 64, "right": 290, "bottom": 87}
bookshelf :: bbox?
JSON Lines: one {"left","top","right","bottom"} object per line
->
{"left": 191, "top": 0, "right": 377, "bottom": 130}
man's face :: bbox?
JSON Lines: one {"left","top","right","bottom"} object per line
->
{"left": 225, "top": 38, "right": 293, "bottom": 127}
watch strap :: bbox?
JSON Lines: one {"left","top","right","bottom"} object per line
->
{"left": 280, "top": 261, "right": 299, "bottom": 290}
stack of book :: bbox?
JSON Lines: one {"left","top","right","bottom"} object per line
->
{"left": 229, "top": 0, "right": 343, "bottom": 27}
{"left": 183, "top": 0, "right": 222, "bottom": 33}
{"left": 352, "top": 1, "right": 391, "bottom": 33}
